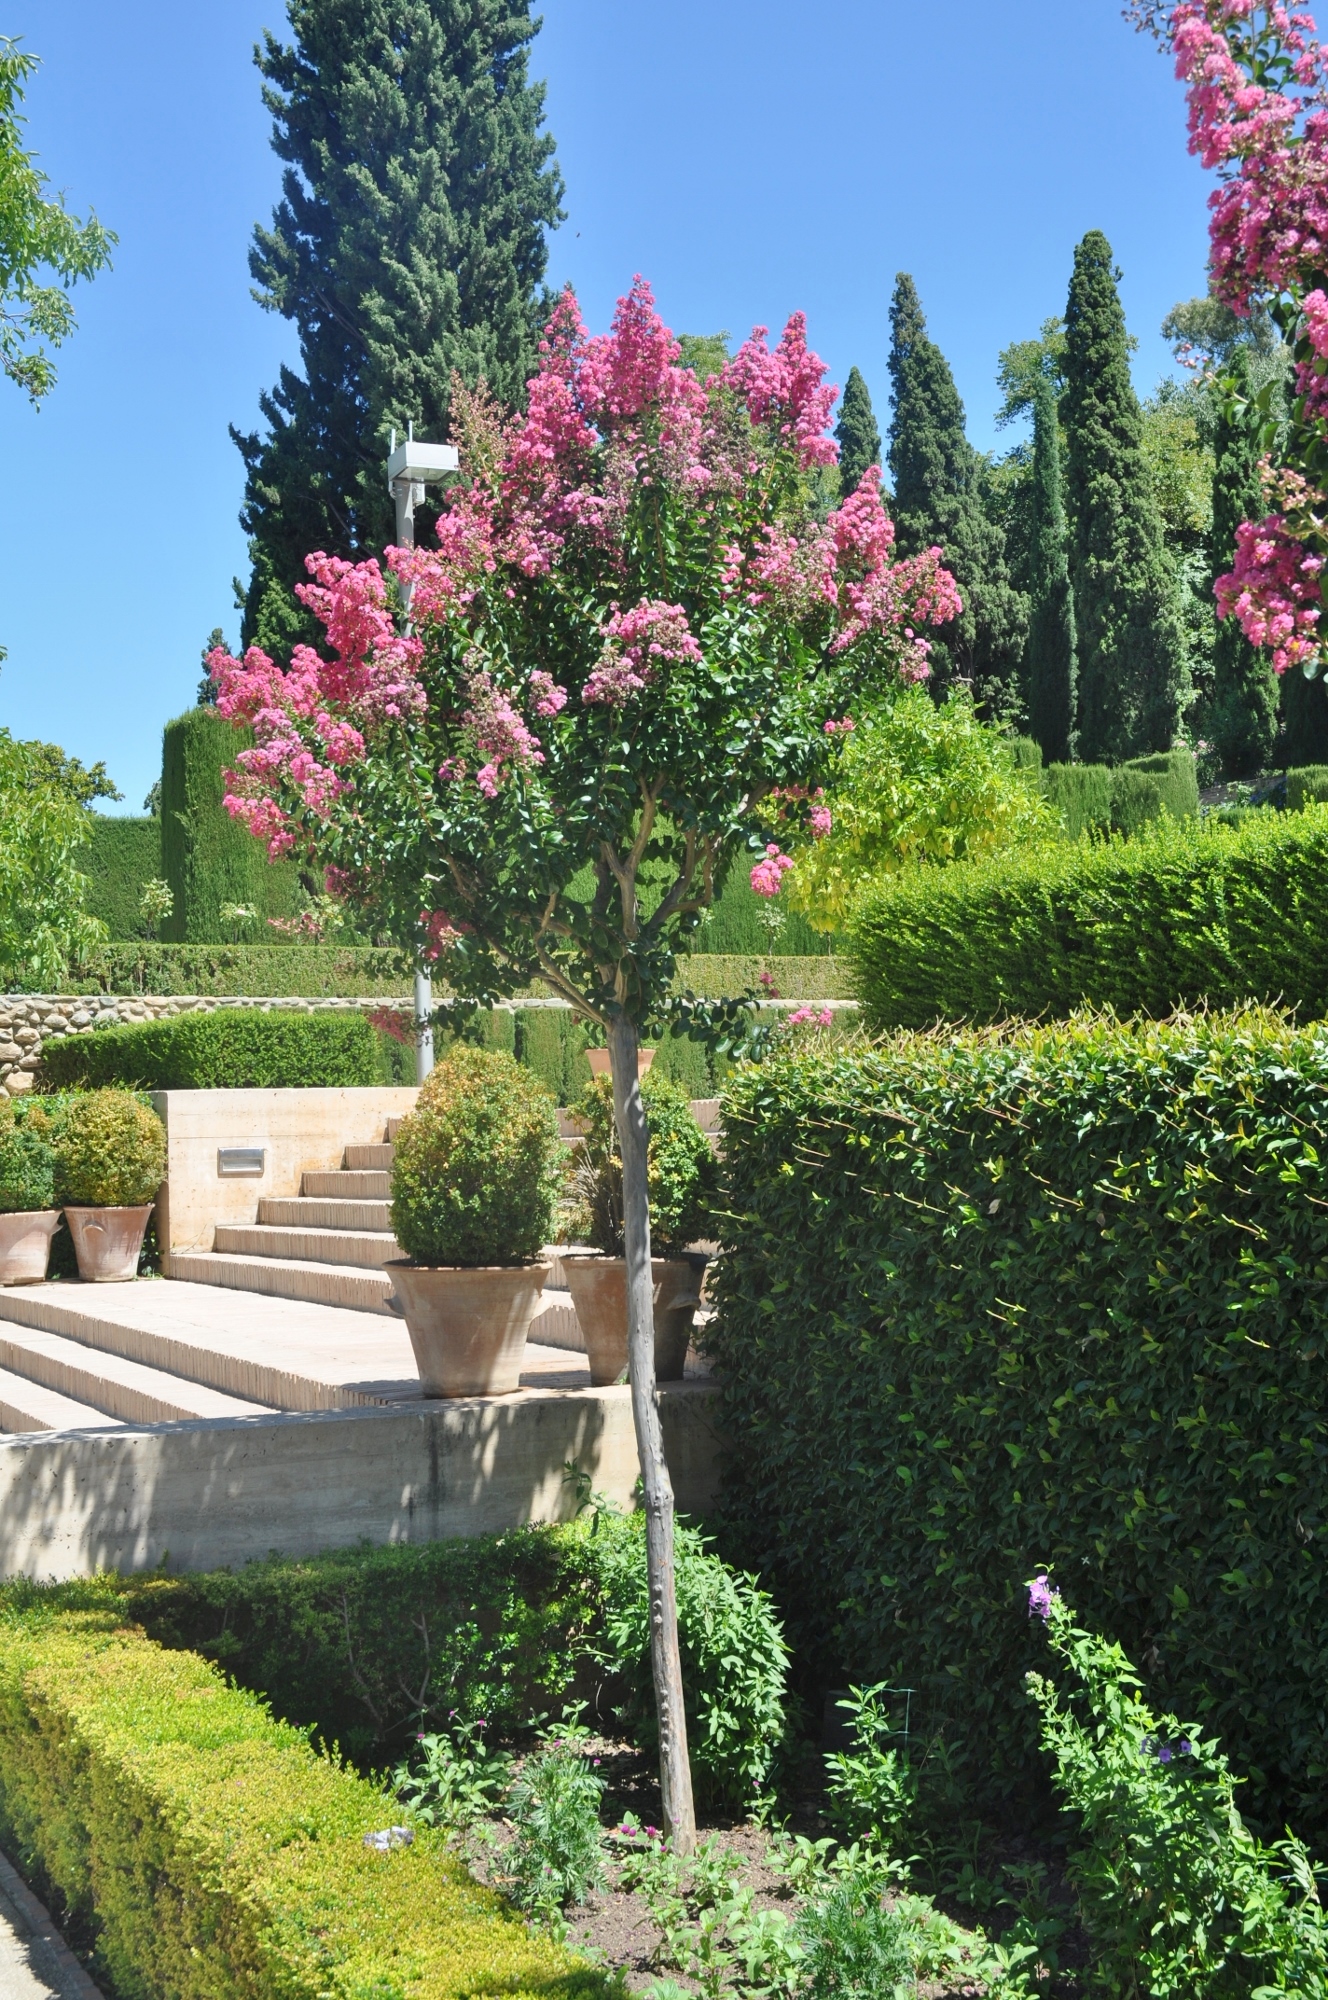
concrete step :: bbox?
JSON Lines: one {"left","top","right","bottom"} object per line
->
{"left": 260, "top": 1195, "right": 394, "bottom": 1232}
{"left": 168, "top": 1249, "right": 396, "bottom": 1315}
{"left": 344, "top": 1142, "right": 393, "bottom": 1170}
{"left": 0, "top": 1321, "right": 271, "bottom": 1426}
{"left": 0, "top": 1362, "right": 117, "bottom": 1436}
{"left": 302, "top": 1169, "right": 390, "bottom": 1200}
{"left": 214, "top": 1223, "right": 402, "bottom": 1269}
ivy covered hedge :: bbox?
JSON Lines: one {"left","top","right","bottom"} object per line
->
{"left": 851, "top": 802, "right": 1328, "bottom": 1029}
{"left": 709, "top": 1011, "right": 1328, "bottom": 1843}
{"left": 0, "top": 1583, "right": 610, "bottom": 2000}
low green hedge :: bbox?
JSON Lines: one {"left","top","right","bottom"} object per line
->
{"left": 0, "top": 1582, "right": 609, "bottom": 2000}
{"left": 710, "top": 1011, "right": 1328, "bottom": 1842}
{"left": 1042, "top": 750, "right": 1198, "bottom": 839}
{"left": 1287, "top": 763, "right": 1328, "bottom": 810}
{"left": 67, "top": 943, "right": 415, "bottom": 998}
{"left": 851, "top": 802, "right": 1328, "bottom": 1030}
{"left": 40, "top": 1008, "right": 380, "bottom": 1090}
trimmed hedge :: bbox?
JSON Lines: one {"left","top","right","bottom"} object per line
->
{"left": 0, "top": 1584, "right": 609, "bottom": 2000}
{"left": 1042, "top": 749, "right": 1198, "bottom": 840}
{"left": 710, "top": 1012, "right": 1328, "bottom": 1841}
{"left": 160, "top": 708, "right": 303, "bottom": 942}
{"left": 851, "top": 802, "right": 1328, "bottom": 1030}
{"left": 83, "top": 817, "right": 161, "bottom": 939}
{"left": 1287, "top": 763, "right": 1328, "bottom": 811}
{"left": 40, "top": 1008, "right": 380, "bottom": 1090}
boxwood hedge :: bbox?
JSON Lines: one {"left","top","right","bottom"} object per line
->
{"left": 39, "top": 1007, "right": 380, "bottom": 1090}
{"left": 851, "top": 802, "right": 1328, "bottom": 1030}
{"left": 0, "top": 1582, "right": 611, "bottom": 2000}
{"left": 709, "top": 1011, "right": 1328, "bottom": 1842}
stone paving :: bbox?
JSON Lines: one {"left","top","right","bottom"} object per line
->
{"left": 0, "top": 1850, "right": 103, "bottom": 1999}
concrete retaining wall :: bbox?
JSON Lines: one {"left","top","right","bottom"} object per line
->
{"left": 0, "top": 1382, "right": 721, "bottom": 1580}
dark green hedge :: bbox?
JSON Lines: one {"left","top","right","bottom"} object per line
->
{"left": 710, "top": 1012, "right": 1328, "bottom": 1841}
{"left": 1287, "top": 764, "right": 1328, "bottom": 811}
{"left": 852, "top": 802, "right": 1328, "bottom": 1030}
{"left": 160, "top": 708, "right": 303, "bottom": 941}
{"left": 40, "top": 1008, "right": 379, "bottom": 1090}
{"left": 1042, "top": 749, "right": 1198, "bottom": 840}
{"left": 82, "top": 817, "right": 161, "bottom": 939}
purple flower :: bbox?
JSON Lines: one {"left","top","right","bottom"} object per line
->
{"left": 1027, "top": 1574, "right": 1057, "bottom": 1622}
{"left": 1179, "top": 1739, "right": 1193, "bottom": 1755}
{"left": 1157, "top": 1743, "right": 1174, "bottom": 1764}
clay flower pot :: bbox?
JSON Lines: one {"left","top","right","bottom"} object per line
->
{"left": 586, "top": 1047, "right": 655, "bottom": 1080}
{"left": 65, "top": 1204, "right": 154, "bottom": 1283}
{"left": 386, "top": 1260, "right": 550, "bottom": 1397}
{"left": 0, "top": 1209, "right": 61, "bottom": 1286}
{"left": 561, "top": 1254, "right": 702, "bottom": 1387}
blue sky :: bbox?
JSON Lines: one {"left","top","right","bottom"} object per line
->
{"left": 0, "top": 0, "right": 1209, "bottom": 813}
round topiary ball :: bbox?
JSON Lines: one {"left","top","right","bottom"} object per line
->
{"left": 390, "top": 1045, "right": 564, "bottom": 1266}
{"left": 56, "top": 1090, "right": 167, "bottom": 1207}
{"left": 0, "top": 1113, "right": 55, "bottom": 1214}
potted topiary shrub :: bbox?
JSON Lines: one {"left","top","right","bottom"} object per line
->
{"left": 0, "top": 1106, "right": 60, "bottom": 1285}
{"left": 57, "top": 1089, "right": 167, "bottom": 1282}
{"left": 562, "top": 1071, "right": 714, "bottom": 1387}
{"left": 387, "top": 1045, "right": 566, "bottom": 1396}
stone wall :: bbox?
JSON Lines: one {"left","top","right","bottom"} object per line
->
{"left": 0, "top": 994, "right": 410, "bottom": 1096}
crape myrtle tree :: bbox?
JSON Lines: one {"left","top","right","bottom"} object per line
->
{"left": 235, "top": 0, "right": 563, "bottom": 657}
{"left": 206, "top": 278, "right": 959, "bottom": 1846}
{"left": 1138, "top": 4, "right": 1328, "bottom": 719}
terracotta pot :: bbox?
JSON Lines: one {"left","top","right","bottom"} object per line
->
{"left": 586, "top": 1047, "right": 655, "bottom": 1080}
{"left": 65, "top": 1204, "right": 154, "bottom": 1283}
{"left": 386, "top": 1260, "right": 549, "bottom": 1397}
{"left": 0, "top": 1209, "right": 60, "bottom": 1286}
{"left": 561, "top": 1254, "right": 703, "bottom": 1387}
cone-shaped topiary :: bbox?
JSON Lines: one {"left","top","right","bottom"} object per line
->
{"left": 391, "top": 1045, "right": 564, "bottom": 1266}
{"left": 55, "top": 1090, "right": 166, "bottom": 1207}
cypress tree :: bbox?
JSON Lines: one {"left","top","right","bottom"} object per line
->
{"left": 1209, "top": 344, "right": 1279, "bottom": 776}
{"left": 836, "top": 365, "right": 881, "bottom": 494}
{"left": 1024, "top": 377, "right": 1078, "bottom": 762}
{"left": 1063, "top": 231, "right": 1187, "bottom": 761}
{"left": 235, "top": 0, "right": 564, "bottom": 653}
{"left": 887, "top": 275, "right": 1027, "bottom": 713}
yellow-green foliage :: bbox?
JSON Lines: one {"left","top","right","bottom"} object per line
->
{"left": 784, "top": 689, "right": 1055, "bottom": 932}
{"left": 0, "top": 1585, "right": 614, "bottom": 2000}
{"left": 53, "top": 1088, "right": 166, "bottom": 1206}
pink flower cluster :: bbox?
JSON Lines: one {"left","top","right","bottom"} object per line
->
{"left": 724, "top": 313, "right": 840, "bottom": 469}
{"left": 461, "top": 670, "right": 546, "bottom": 795}
{"left": 422, "top": 910, "right": 471, "bottom": 959}
{"left": 583, "top": 599, "right": 703, "bottom": 706}
{"left": 750, "top": 844, "right": 795, "bottom": 897}
{"left": 787, "top": 1006, "right": 834, "bottom": 1029}
{"left": 1216, "top": 510, "right": 1325, "bottom": 670}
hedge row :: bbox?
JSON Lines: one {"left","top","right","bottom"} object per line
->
{"left": 82, "top": 817, "right": 161, "bottom": 939}
{"left": 40, "top": 1009, "right": 383, "bottom": 1090}
{"left": 709, "top": 1011, "right": 1328, "bottom": 1843}
{"left": 160, "top": 708, "right": 304, "bottom": 942}
{"left": 56, "top": 943, "right": 849, "bottom": 1003}
{"left": 1041, "top": 748, "right": 1199, "bottom": 839}
{"left": 852, "top": 801, "right": 1328, "bottom": 1030}
{"left": 0, "top": 1583, "right": 609, "bottom": 2000}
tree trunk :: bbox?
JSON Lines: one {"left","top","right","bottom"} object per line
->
{"left": 608, "top": 1010, "right": 696, "bottom": 1854}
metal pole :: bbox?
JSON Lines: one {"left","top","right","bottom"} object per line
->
{"left": 414, "top": 970, "right": 434, "bottom": 1084}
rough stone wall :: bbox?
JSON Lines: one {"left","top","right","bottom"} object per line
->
{"left": 0, "top": 995, "right": 411, "bottom": 1095}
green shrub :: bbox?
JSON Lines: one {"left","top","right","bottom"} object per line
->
{"left": 1124, "top": 746, "right": 1199, "bottom": 820}
{"left": 1042, "top": 751, "right": 1197, "bottom": 841}
{"left": 390, "top": 1045, "right": 564, "bottom": 1264}
{"left": 1028, "top": 1591, "right": 1328, "bottom": 1997}
{"left": 55, "top": 1089, "right": 165, "bottom": 1206}
{"left": 0, "top": 1587, "right": 611, "bottom": 2000}
{"left": 1042, "top": 760, "right": 1113, "bottom": 838}
{"left": 1009, "top": 736, "right": 1043, "bottom": 776}
{"left": 1105, "top": 766, "right": 1164, "bottom": 835}
{"left": 504, "top": 1723, "right": 606, "bottom": 1914}
{"left": 68, "top": 941, "right": 415, "bottom": 996}
{"left": 1287, "top": 763, "right": 1328, "bottom": 811}
{"left": 82, "top": 816, "right": 161, "bottom": 939}
{"left": 851, "top": 802, "right": 1328, "bottom": 1030}
{"left": 710, "top": 1011, "right": 1328, "bottom": 1841}
{"left": 160, "top": 707, "right": 303, "bottom": 942}
{"left": 0, "top": 1110, "right": 55, "bottom": 1212}
{"left": 568, "top": 1070, "right": 716, "bottom": 1256}
{"left": 40, "top": 1008, "right": 379, "bottom": 1090}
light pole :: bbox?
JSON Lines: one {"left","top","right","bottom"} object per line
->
{"left": 388, "top": 426, "right": 459, "bottom": 1084}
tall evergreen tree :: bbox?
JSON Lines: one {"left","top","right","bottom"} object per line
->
{"left": 1063, "top": 231, "right": 1187, "bottom": 761}
{"left": 234, "top": 0, "right": 564, "bottom": 654}
{"left": 887, "top": 275, "right": 1027, "bottom": 714}
{"left": 1024, "top": 377, "right": 1078, "bottom": 762}
{"left": 836, "top": 365, "right": 881, "bottom": 494}
{"left": 1208, "top": 344, "right": 1279, "bottom": 776}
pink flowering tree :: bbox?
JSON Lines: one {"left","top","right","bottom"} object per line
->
{"left": 1138, "top": 1, "right": 1328, "bottom": 675}
{"left": 207, "top": 278, "right": 958, "bottom": 1848}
